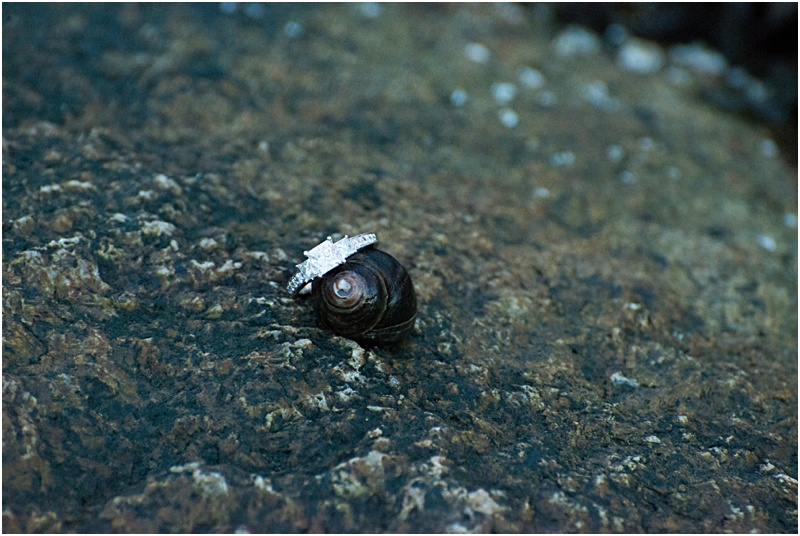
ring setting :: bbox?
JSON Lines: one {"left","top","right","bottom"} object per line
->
{"left": 287, "top": 233, "right": 378, "bottom": 296}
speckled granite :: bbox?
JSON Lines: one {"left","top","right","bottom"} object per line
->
{"left": 3, "top": 4, "right": 797, "bottom": 533}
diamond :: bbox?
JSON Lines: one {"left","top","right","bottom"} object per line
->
{"left": 287, "top": 233, "right": 378, "bottom": 295}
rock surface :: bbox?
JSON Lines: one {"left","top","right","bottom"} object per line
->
{"left": 3, "top": 4, "right": 797, "bottom": 533}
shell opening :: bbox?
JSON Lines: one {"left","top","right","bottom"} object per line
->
{"left": 326, "top": 271, "right": 367, "bottom": 309}
{"left": 333, "top": 277, "right": 353, "bottom": 299}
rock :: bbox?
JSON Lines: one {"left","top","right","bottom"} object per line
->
{"left": 2, "top": 4, "right": 795, "bottom": 533}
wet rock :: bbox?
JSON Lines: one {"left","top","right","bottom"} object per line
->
{"left": 3, "top": 3, "right": 796, "bottom": 533}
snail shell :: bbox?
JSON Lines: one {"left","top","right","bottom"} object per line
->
{"left": 311, "top": 247, "right": 416, "bottom": 343}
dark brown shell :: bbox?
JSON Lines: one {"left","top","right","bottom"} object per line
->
{"left": 311, "top": 247, "right": 416, "bottom": 343}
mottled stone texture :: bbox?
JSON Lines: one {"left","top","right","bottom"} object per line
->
{"left": 3, "top": 4, "right": 796, "bottom": 533}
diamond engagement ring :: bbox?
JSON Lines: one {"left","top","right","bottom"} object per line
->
{"left": 287, "top": 233, "right": 378, "bottom": 296}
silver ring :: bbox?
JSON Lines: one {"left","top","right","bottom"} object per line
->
{"left": 287, "top": 233, "right": 378, "bottom": 296}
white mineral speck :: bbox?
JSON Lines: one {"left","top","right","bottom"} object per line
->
{"left": 12, "top": 215, "right": 35, "bottom": 232}
{"left": 292, "top": 338, "right": 313, "bottom": 349}
{"left": 40, "top": 184, "right": 62, "bottom": 193}
{"left": 783, "top": 213, "right": 797, "bottom": 228}
{"left": 217, "top": 259, "right": 241, "bottom": 275}
{"left": 464, "top": 42, "right": 490, "bottom": 64}
{"left": 364, "top": 449, "right": 386, "bottom": 470}
{"left": 607, "top": 145, "right": 624, "bottom": 162}
{"left": 468, "top": 489, "right": 505, "bottom": 515}
{"left": 670, "top": 43, "right": 727, "bottom": 76}
{"left": 141, "top": 220, "right": 176, "bottom": 236}
{"left": 50, "top": 236, "right": 82, "bottom": 247}
{"left": 248, "top": 251, "right": 269, "bottom": 262}
{"left": 619, "top": 170, "right": 635, "bottom": 184}
{"left": 450, "top": 89, "right": 468, "bottom": 107}
{"left": 610, "top": 372, "right": 639, "bottom": 388}
{"left": 64, "top": 180, "right": 95, "bottom": 190}
{"left": 243, "top": 2, "right": 265, "bottom": 19}
{"left": 171, "top": 462, "right": 229, "bottom": 496}
{"left": 335, "top": 386, "right": 358, "bottom": 402}
{"left": 357, "top": 2, "right": 382, "bottom": 19}
{"left": 191, "top": 260, "right": 216, "bottom": 272}
{"left": 192, "top": 468, "right": 230, "bottom": 495}
{"left": 533, "top": 187, "right": 550, "bottom": 199}
{"left": 645, "top": 435, "right": 662, "bottom": 444}
{"left": 667, "top": 166, "right": 682, "bottom": 180}
{"left": 583, "top": 80, "right": 608, "bottom": 102}
{"left": 199, "top": 237, "right": 218, "bottom": 249}
{"left": 757, "top": 234, "right": 776, "bottom": 252}
{"left": 491, "top": 82, "right": 517, "bottom": 105}
{"left": 498, "top": 108, "right": 519, "bottom": 128}
{"left": 153, "top": 174, "right": 181, "bottom": 193}
{"left": 729, "top": 503, "right": 743, "bottom": 519}
{"left": 639, "top": 137, "right": 655, "bottom": 151}
{"left": 206, "top": 304, "right": 224, "bottom": 317}
{"left": 219, "top": 2, "right": 237, "bottom": 15}
{"left": 550, "top": 151, "right": 575, "bottom": 167}
{"left": 617, "top": 38, "right": 664, "bottom": 74}
{"left": 284, "top": 21, "right": 303, "bottom": 38}
{"left": 518, "top": 66, "right": 545, "bottom": 89}
{"left": 582, "top": 80, "right": 620, "bottom": 110}
{"left": 745, "top": 79, "right": 768, "bottom": 104}
{"left": 170, "top": 461, "right": 201, "bottom": 473}
{"left": 448, "top": 523, "right": 469, "bottom": 533}
{"left": 759, "top": 138, "right": 778, "bottom": 158}
{"left": 553, "top": 26, "right": 601, "bottom": 57}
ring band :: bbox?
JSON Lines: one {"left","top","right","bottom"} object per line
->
{"left": 287, "top": 233, "right": 378, "bottom": 296}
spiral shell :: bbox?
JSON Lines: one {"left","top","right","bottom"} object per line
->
{"left": 311, "top": 247, "right": 416, "bottom": 343}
